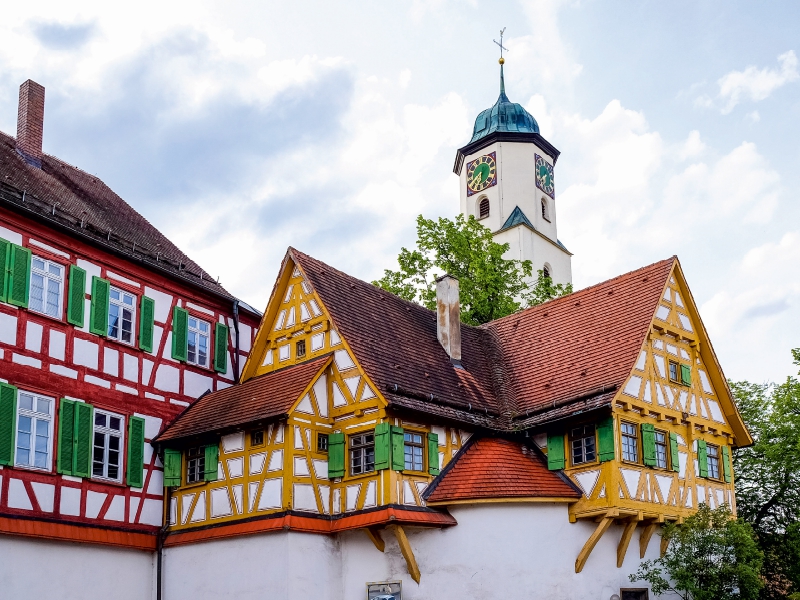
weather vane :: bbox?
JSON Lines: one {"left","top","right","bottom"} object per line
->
{"left": 493, "top": 27, "right": 508, "bottom": 64}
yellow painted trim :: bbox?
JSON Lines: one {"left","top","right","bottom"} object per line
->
{"left": 617, "top": 520, "right": 638, "bottom": 568}
{"left": 425, "top": 496, "right": 578, "bottom": 507}
{"left": 391, "top": 524, "right": 421, "bottom": 584}
{"left": 575, "top": 515, "right": 614, "bottom": 573}
{"left": 639, "top": 522, "right": 658, "bottom": 558}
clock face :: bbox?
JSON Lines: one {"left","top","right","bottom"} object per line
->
{"left": 535, "top": 154, "right": 555, "bottom": 198}
{"left": 466, "top": 152, "right": 497, "bottom": 196}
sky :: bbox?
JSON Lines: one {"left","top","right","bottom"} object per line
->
{"left": 0, "top": 0, "right": 798, "bottom": 384}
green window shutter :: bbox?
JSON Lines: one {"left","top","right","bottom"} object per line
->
{"left": 0, "top": 383, "right": 18, "bottom": 466}
{"left": 391, "top": 426, "right": 405, "bottom": 471}
{"left": 697, "top": 440, "right": 709, "bottom": 478}
{"left": 7, "top": 244, "right": 31, "bottom": 308}
{"left": 547, "top": 433, "right": 565, "bottom": 470}
{"left": 669, "top": 432, "right": 680, "bottom": 472}
{"left": 597, "top": 416, "right": 615, "bottom": 462}
{"left": 203, "top": 444, "right": 219, "bottom": 482}
{"left": 214, "top": 322, "right": 229, "bottom": 374}
{"left": 57, "top": 398, "right": 76, "bottom": 475}
{"left": 89, "top": 276, "right": 110, "bottom": 336}
{"left": 328, "top": 433, "right": 345, "bottom": 478}
{"left": 680, "top": 364, "right": 692, "bottom": 386}
{"left": 0, "top": 238, "right": 10, "bottom": 303}
{"left": 139, "top": 296, "right": 155, "bottom": 352}
{"left": 171, "top": 306, "right": 189, "bottom": 361}
{"left": 428, "top": 432, "right": 440, "bottom": 475}
{"left": 126, "top": 416, "right": 146, "bottom": 488}
{"left": 66, "top": 265, "right": 87, "bottom": 327}
{"left": 72, "top": 402, "right": 94, "bottom": 478}
{"left": 163, "top": 449, "right": 183, "bottom": 487}
{"left": 374, "top": 422, "right": 391, "bottom": 470}
{"left": 641, "top": 423, "right": 657, "bottom": 467}
{"left": 722, "top": 446, "right": 732, "bottom": 483}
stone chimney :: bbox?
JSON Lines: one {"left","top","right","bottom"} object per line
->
{"left": 436, "top": 274, "right": 461, "bottom": 364}
{"left": 16, "top": 79, "right": 45, "bottom": 168}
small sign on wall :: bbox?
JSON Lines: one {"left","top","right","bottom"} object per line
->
{"left": 367, "top": 581, "right": 402, "bottom": 600}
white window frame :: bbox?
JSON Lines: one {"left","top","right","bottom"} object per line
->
{"left": 187, "top": 316, "right": 210, "bottom": 368}
{"left": 29, "top": 255, "right": 64, "bottom": 319}
{"left": 107, "top": 286, "right": 137, "bottom": 346}
{"left": 15, "top": 390, "right": 54, "bottom": 471}
{"left": 92, "top": 408, "right": 125, "bottom": 482}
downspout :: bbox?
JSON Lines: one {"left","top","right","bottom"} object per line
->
{"left": 232, "top": 300, "right": 241, "bottom": 383}
{"left": 157, "top": 485, "right": 172, "bottom": 600}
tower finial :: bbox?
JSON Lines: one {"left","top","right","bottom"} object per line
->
{"left": 493, "top": 28, "right": 509, "bottom": 99}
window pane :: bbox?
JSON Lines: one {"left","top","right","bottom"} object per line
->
{"left": 123, "top": 294, "right": 133, "bottom": 306}
{"left": 110, "top": 289, "right": 120, "bottom": 301}
{"left": 121, "top": 308, "right": 133, "bottom": 343}
{"left": 46, "top": 278, "right": 60, "bottom": 317}
{"left": 198, "top": 334, "right": 208, "bottom": 366}
{"left": 188, "top": 331, "right": 197, "bottom": 363}
{"left": 109, "top": 416, "right": 121, "bottom": 431}
{"left": 30, "top": 273, "right": 44, "bottom": 313}
{"left": 48, "top": 263, "right": 62, "bottom": 276}
{"left": 199, "top": 321, "right": 209, "bottom": 333}
{"left": 32, "top": 258, "right": 45, "bottom": 270}
{"left": 109, "top": 435, "right": 120, "bottom": 451}
{"left": 95, "top": 413, "right": 107, "bottom": 428}
{"left": 36, "top": 397, "right": 50, "bottom": 414}
{"left": 19, "top": 393, "right": 33, "bottom": 411}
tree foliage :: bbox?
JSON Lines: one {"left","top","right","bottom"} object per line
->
{"left": 373, "top": 214, "right": 572, "bottom": 325}
{"left": 631, "top": 504, "right": 763, "bottom": 600}
{"left": 730, "top": 349, "right": 800, "bottom": 599}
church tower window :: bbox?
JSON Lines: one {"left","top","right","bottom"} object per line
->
{"left": 479, "top": 198, "right": 490, "bottom": 219}
{"left": 543, "top": 264, "right": 551, "bottom": 279}
{"left": 541, "top": 198, "right": 550, "bottom": 222}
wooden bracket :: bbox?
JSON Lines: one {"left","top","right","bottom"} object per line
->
{"left": 660, "top": 533, "right": 670, "bottom": 556}
{"left": 617, "top": 520, "right": 638, "bottom": 568}
{"left": 391, "top": 525, "right": 421, "bottom": 584}
{"left": 364, "top": 527, "right": 385, "bottom": 552}
{"left": 575, "top": 515, "right": 614, "bottom": 573}
{"left": 639, "top": 523, "right": 658, "bottom": 558}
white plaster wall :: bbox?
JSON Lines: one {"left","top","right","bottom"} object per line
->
{"left": 0, "top": 536, "right": 155, "bottom": 600}
{"left": 495, "top": 225, "right": 573, "bottom": 287}
{"left": 341, "top": 503, "right": 665, "bottom": 600}
{"left": 163, "top": 531, "right": 343, "bottom": 600}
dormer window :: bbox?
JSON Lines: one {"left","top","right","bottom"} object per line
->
{"left": 479, "top": 198, "right": 490, "bottom": 219}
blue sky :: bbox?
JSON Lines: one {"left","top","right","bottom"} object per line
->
{"left": 0, "top": 0, "right": 798, "bottom": 384}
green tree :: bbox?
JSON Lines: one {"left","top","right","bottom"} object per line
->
{"left": 730, "top": 349, "right": 800, "bottom": 599}
{"left": 373, "top": 214, "right": 572, "bottom": 325}
{"left": 630, "top": 503, "right": 763, "bottom": 600}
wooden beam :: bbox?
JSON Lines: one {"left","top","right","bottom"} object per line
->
{"left": 617, "top": 520, "right": 638, "bottom": 568}
{"left": 391, "top": 525, "right": 421, "bottom": 584}
{"left": 575, "top": 516, "right": 614, "bottom": 573}
{"left": 660, "top": 534, "right": 670, "bottom": 556}
{"left": 364, "top": 527, "right": 385, "bottom": 552}
{"left": 639, "top": 523, "right": 658, "bottom": 558}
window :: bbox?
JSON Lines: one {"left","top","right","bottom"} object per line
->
{"left": 707, "top": 444, "right": 720, "bottom": 479}
{"left": 570, "top": 425, "right": 596, "bottom": 465}
{"left": 541, "top": 198, "right": 550, "bottom": 221}
{"left": 404, "top": 432, "right": 424, "bottom": 471}
{"left": 251, "top": 430, "right": 264, "bottom": 447}
{"left": 108, "top": 287, "right": 136, "bottom": 345}
{"left": 296, "top": 339, "right": 306, "bottom": 358}
{"left": 15, "top": 391, "right": 53, "bottom": 470}
{"left": 621, "top": 590, "right": 649, "bottom": 600}
{"left": 92, "top": 410, "right": 124, "bottom": 481}
{"left": 479, "top": 198, "right": 490, "bottom": 219}
{"left": 654, "top": 430, "right": 668, "bottom": 469}
{"left": 621, "top": 422, "right": 639, "bottom": 462}
{"left": 668, "top": 360, "right": 680, "bottom": 383}
{"left": 543, "top": 264, "right": 551, "bottom": 279}
{"left": 187, "top": 316, "right": 210, "bottom": 367}
{"left": 186, "top": 446, "right": 206, "bottom": 484}
{"left": 29, "top": 256, "right": 63, "bottom": 319}
{"left": 349, "top": 432, "right": 374, "bottom": 475}
{"left": 317, "top": 433, "right": 329, "bottom": 452}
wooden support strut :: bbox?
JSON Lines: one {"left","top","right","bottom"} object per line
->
{"left": 639, "top": 523, "right": 658, "bottom": 559}
{"left": 575, "top": 515, "right": 614, "bottom": 574}
{"left": 617, "top": 520, "right": 638, "bottom": 568}
{"left": 391, "top": 525, "right": 421, "bottom": 584}
{"left": 364, "top": 527, "right": 385, "bottom": 552}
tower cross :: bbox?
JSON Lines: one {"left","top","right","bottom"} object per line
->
{"left": 493, "top": 27, "right": 508, "bottom": 61}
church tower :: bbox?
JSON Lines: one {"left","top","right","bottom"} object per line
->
{"left": 454, "top": 56, "right": 572, "bottom": 286}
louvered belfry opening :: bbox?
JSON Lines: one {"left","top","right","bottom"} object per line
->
{"left": 479, "top": 198, "right": 490, "bottom": 218}
{"left": 16, "top": 79, "right": 45, "bottom": 168}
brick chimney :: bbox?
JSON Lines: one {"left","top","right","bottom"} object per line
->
{"left": 16, "top": 79, "right": 45, "bottom": 168}
{"left": 436, "top": 274, "right": 462, "bottom": 365}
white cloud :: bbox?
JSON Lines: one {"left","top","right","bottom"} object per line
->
{"left": 695, "top": 50, "right": 799, "bottom": 114}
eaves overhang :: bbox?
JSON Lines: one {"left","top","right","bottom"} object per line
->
{"left": 453, "top": 131, "right": 561, "bottom": 175}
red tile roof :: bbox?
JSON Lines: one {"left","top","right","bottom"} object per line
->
{"left": 0, "top": 131, "right": 235, "bottom": 299}
{"left": 156, "top": 354, "right": 331, "bottom": 442}
{"left": 424, "top": 437, "right": 581, "bottom": 504}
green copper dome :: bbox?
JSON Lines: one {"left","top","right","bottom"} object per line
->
{"left": 469, "top": 65, "right": 539, "bottom": 143}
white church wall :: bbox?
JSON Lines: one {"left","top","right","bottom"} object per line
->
{"left": 494, "top": 225, "right": 573, "bottom": 287}
{"left": 0, "top": 536, "right": 155, "bottom": 600}
{"left": 162, "top": 530, "right": 343, "bottom": 600}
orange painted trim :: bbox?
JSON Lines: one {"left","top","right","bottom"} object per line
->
{"left": 0, "top": 516, "right": 157, "bottom": 551}
{"left": 164, "top": 507, "right": 457, "bottom": 547}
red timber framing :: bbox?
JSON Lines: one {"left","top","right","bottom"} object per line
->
{"left": 0, "top": 208, "right": 260, "bottom": 548}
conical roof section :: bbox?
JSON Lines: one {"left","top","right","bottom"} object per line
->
{"left": 469, "top": 65, "right": 539, "bottom": 143}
